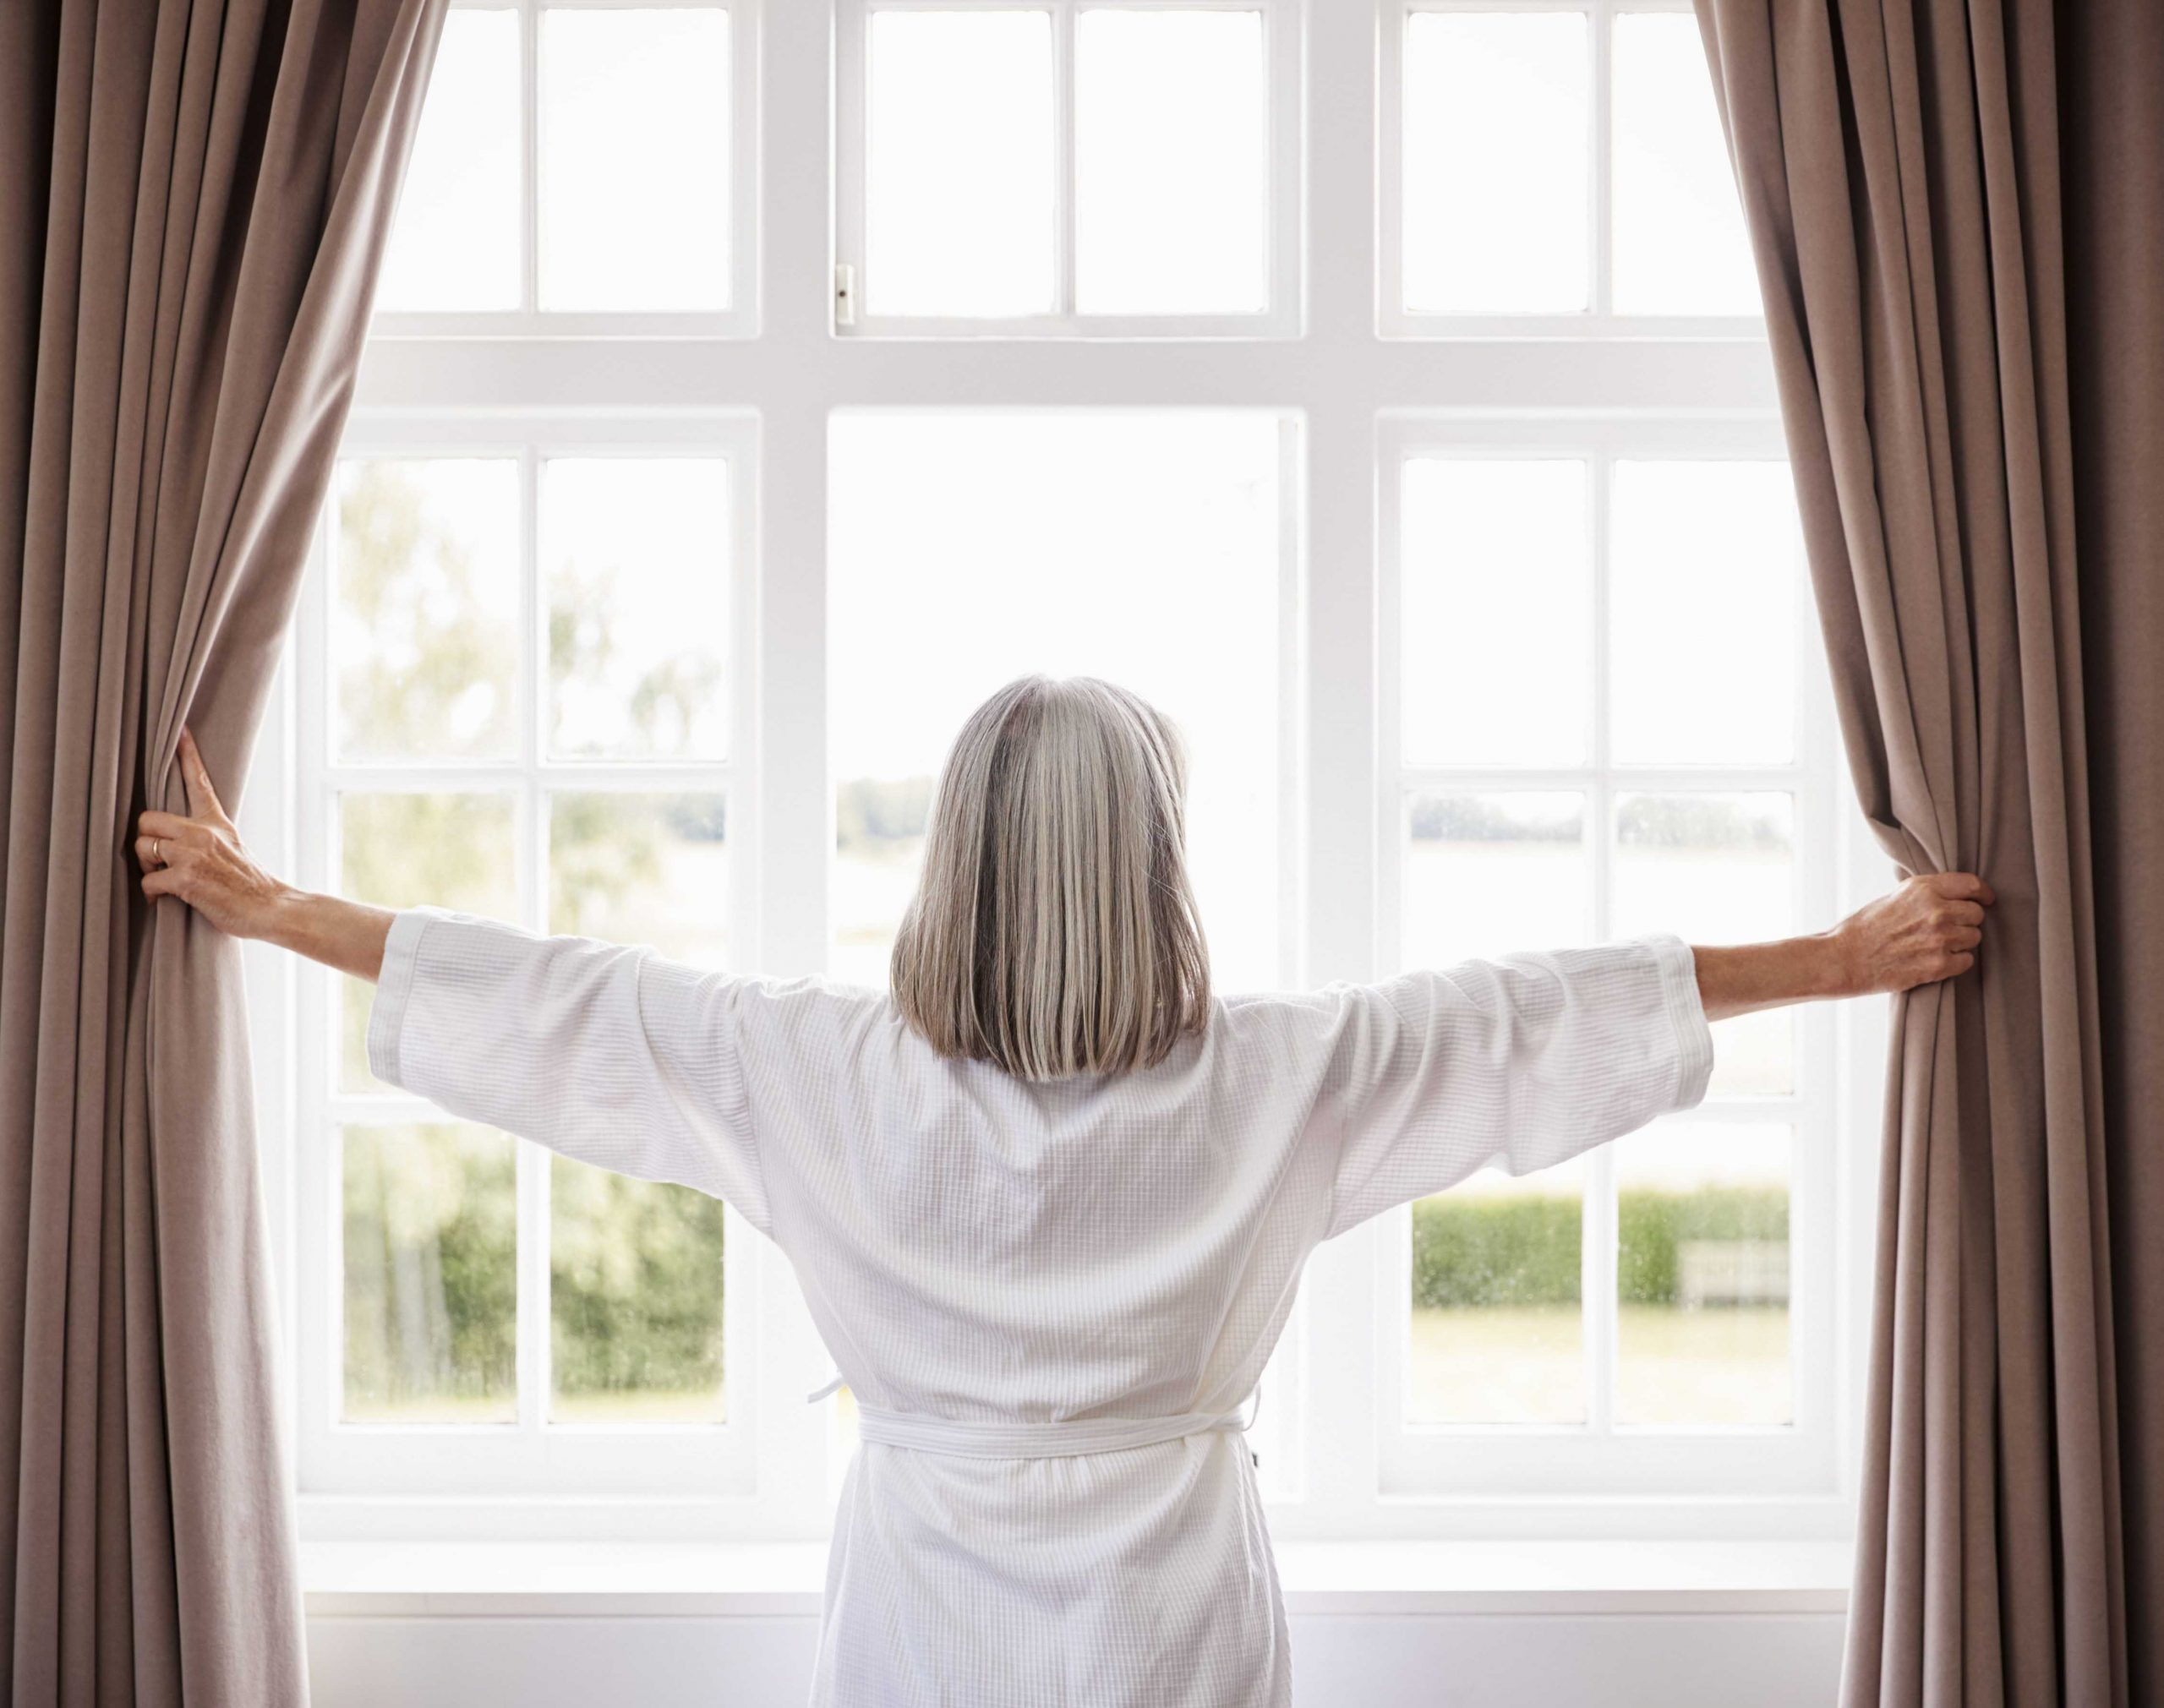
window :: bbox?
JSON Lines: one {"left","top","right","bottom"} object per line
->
{"left": 828, "top": 412, "right": 1293, "bottom": 990}
{"left": 252, "top": 0, "right": 1883, "bottom": 1542}
{"left": 1374, "top": 420, "right": 1840, "bottom": 1496}
{"left": 374, "top": 1, "right": 758, "bottom": 333}
{"left": 289, "top": 417, "right": 759, "bottom": 1497}
{"left": 833, "top": 0, "right": 1302, "bottom": 333}
{"left": 1381, "top": 1, "right": 1761, "bottom": 332}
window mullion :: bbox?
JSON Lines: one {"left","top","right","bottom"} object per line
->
{"left": 754, "top": 0, "right": 849, "bottom": 1526}
{"left": 517, "top": 443, "right": 549, "bottom": 1443}
{"left": 1053, "top": 0, "right": 1078, "bottom": 316}
{"left": 1590, "top": 0, "right": 1615, "bottom": 318}
{"left": 520, "top": 0, "right": 541, "bottom": 314}
{"left": 516, "top": 1132, "right": 552, "bottom": 1438}
{"left": 1586, "top": 449, "right": 1617, "bottom": 1433}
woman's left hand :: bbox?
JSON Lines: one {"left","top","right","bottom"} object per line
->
{"left": 136, "top": 728, "right": 293, "bottom": 941}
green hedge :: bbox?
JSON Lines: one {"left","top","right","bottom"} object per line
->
{"left": 1412, "top": 1187, "right": 1788, "bottom": 1309}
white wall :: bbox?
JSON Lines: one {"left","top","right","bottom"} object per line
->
{"left": 308, "top": 1610, "right": 1844, "bottom": 1707}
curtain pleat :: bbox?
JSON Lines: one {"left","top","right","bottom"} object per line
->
{"left": 1693, "top": 1, "right": 2149, "bottom": 1701}
{"left": 0, "top": 2, "right": 445, "bottom": 1700}
{"left": 2058, "top": 3, "right": 2164, "bottom": 1699}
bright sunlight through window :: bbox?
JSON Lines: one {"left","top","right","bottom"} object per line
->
{"left": 275, "top": 0, "right": 1866, "bottom": 1535}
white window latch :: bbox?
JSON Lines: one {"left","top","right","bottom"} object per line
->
{"left": 835, "top": 263, "right": 856, "bottom": 328}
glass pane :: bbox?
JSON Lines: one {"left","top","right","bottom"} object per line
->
{"left": 333, "top": 459, "right": 520, "bottom": 762}
{"left": 1404, "top": 793, "right": 1588, "bottom": 968}
{"left": 1613, "top": 792, "right": 1795, "bottom": 1095}
{"left": 1611, "top": 461, "right": 1801, "bottom": 765}
{"left": 545, "top": 459, "right": 730, "bottom": 761}
{"left": 376, "top": 9, "right": 519, "bottom": 311}
{"left": 540, "top": 8, "right": 731, "bottom": 310}
{"left": 829, "top": 413, "right": 1282, "bottom": 990}
{"left": 342, "top": 1123, "right": 516, "bottom": 1422}
{"left": 549, "top": 792, "right": 730, "bottom": 969}
{"left": 551, "top": 1156, "right": 727, "bottom": 1422}
{"left": 1403, "top": 13, "right": 1590, "bottom": 313}
{"left": 1407, "top": 1160, "right": 1585, "bottom": 1424}
{"left": 339, "top": 793, "right": 517, "bottom": 1090}
{"left": 1616, "top": 1121, "right": 1792, "bottom": 1426}
{"left": 866, "top": 9, "right": 1055, "bottom": 316}
{"left": 1075, "top": 9, "right": 1267, "bottom": 314}
{"left": 1612, "top": 13, "right": 1760, "bottom": 314}
{"left": 1401, "top": 459, "right": 1590, "bottom": 767}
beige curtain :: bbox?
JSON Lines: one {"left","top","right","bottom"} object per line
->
{"left": 2059, "top": 3, "right": 2164, "bottom": 1700}
{"left": 0, "top": 2, "right": 445, "bottom": 1700}
{"left": 1694, "top": 1, "right": 2164, "bottom": 1701}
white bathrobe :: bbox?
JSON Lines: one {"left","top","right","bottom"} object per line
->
{"left": 368, "top": 906, "right": 1714, "bottom": 1707}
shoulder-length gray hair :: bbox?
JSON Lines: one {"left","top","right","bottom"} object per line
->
{"left": 890, "top": 676, "right": 1211, "bottom": 1080}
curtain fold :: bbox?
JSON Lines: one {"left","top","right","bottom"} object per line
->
{"left": 0, "top": 2, "right": 445, "bottom": 1700}
{"left": 1694, "top": 0, "right": 2162, "bottom": 1701}
{"left": 2057, "top": 3, "right": 2164, "bottom": 1701}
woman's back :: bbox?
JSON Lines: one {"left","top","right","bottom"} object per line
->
{"left": 368, "top": 903, "right": 1713, "bottom": 1706}
{"left": 776, "top": 985, "right": 1334, "bottom": 1425}
{"left": 790, "top": 990, "right": 1334, "bottom": 1705}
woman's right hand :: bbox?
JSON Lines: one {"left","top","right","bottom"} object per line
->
{"left": 136, "top": 727, "right": 293, "bottom": 941}
{"left": 1831, "top": 872, "right": 1995, "bottom": 996}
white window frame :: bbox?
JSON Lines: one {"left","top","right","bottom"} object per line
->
{"left": 1376, "top": 0, "right": 1767, "bottom": 341}
{"left": 833, "top": 0, "right": 1305, "bottom": 337}
{"left": 290, "top": 412, "right": 769, "bottom": 1501}
{"left": 246, "top": 0, "right": 1883, "bottom": 1547}
{"left": 373, "top": 0, "right": 763, "bottom": 341}
{"left": 1370, "top": 413, "right": 1839, "bottom": 1498}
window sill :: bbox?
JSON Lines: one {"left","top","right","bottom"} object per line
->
{"left": 299, "top": 1537, "right": 1850, "bottom": 1620}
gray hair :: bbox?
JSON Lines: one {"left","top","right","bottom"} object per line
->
{"left": 890, "top": 676, "right": 1211, "bottom": 1079}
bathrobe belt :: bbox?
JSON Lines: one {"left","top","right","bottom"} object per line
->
{"left": 852, "top": 1402, "right": 1255, "bottom": 1459}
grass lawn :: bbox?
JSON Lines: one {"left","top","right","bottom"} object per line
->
{"left": 344, "top": 1387, "right": 725, "bottom": 1425}
{"left": 1407, "top": 1303, "right": 1790, "bottom": 1427}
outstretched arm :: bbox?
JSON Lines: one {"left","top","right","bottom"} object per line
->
{"left": 137, "top": 728, "right": 392, "bottom": 980}
{"left": 1691, "top": 871, "right": 1996, "bottom": 1022}
{"left": 139, "top": 728, "right": 778, "bottom": 1234}
{"left": 1320, "top": 870, "right": 1996, "bottom": 1238}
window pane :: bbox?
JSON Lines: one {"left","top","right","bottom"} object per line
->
{"left": 829, "top": 413, "right": 1281, "bottom": 990}
{"left": 376, "top": 9, "right": 519, "bottom": 311}
{"left": 549, "top": 792, "right": 729, "bottom": 969}
{"left": 1610, "top": 461, "right": 1800, "bottom": 765}
{"left": 1616, "top": 1121, "right": 1792, "bottom": 1427}
{"left": 1401, "top": 459, "right": 1590, "bottom": 767}
{"left": 1408, "top": 1161, "right": 1585, "bottom": 1424}
{"left": 342, "top": 1123, "right": 516, "bottom": 1422}
{"left": 333, "top": 459, "right": 521, "bottom": 763}
{"left": 339, "top": 793, "right": 516, "bottom": 1090}
{"left": 540, "top": 8, "right": 731, "bottom": 310}
{"left": 1403, "top": 13, "right": 1590, "bottom": 313}
{"left": 1614, "top": 792, "right": 1794, "bottom": 1095}
{"left": 545, "top": 459, "right": 730, "bottom": 761}
{"left": 1075, "top": 9, "right": 1267, "bottom": 314}
{"left": 866, "top": 10, "right": 1054, "bottom": 316}
{"left": 1612, "top": 13, "right": 1760, "bottom": 314}
{"left": 551, "top": 1157, "right": 726, "bottom": 1422}
{"left": 1404, "top": 792, "right": 1588, "bottom": 968}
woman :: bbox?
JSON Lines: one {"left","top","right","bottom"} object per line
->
{"left": 139, "top": 677, "right": 1990, "bottom": 1707}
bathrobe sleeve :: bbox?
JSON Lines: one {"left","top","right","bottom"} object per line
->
{"left": 1320, "top": 935, "right": 1714, "bottom": 1240}
{"left": 366, "top": 906, "right": 779, "bottom": 1238}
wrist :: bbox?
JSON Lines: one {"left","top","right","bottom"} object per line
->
{"left": 255, "top": 884, "right": 316, "bottom": 950}
{"left": 1812, "top": 926, "right": 1862, "bottom": 999}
